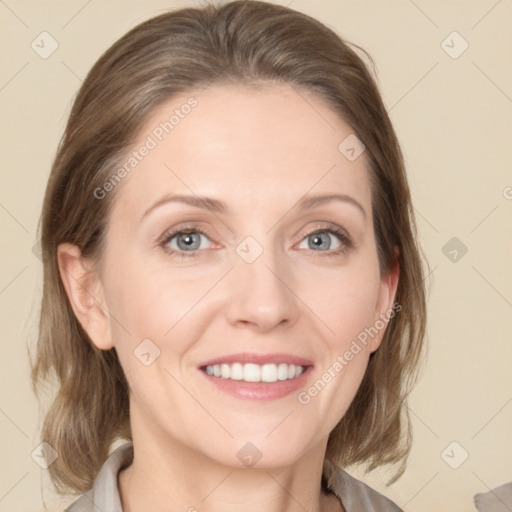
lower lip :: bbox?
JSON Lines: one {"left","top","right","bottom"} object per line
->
{"left": 199, "top": 366, "right": 312, "bottom": 401}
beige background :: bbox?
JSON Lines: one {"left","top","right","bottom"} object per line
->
{"left": 1, "top": 0, "right": 511, "bottom": 511}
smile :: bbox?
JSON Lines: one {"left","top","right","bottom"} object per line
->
{"left": 203, "top": 362, "right": 306, "bottom": 382}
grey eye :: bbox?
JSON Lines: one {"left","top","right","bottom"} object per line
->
{"left": 298, "top": 232, "right": 342, "bottom": 251}
{"left": 168, "top": 232, "right": 211, "bottom": 251}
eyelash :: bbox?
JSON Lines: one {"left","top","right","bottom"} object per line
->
{"left": 158, "top": 224, "right": 353, "bottom": 259}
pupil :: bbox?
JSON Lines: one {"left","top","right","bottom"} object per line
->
{"left": 179, "top": 233, "right": 199, "bottom": 250}
{"left": 310, "top": 233, "right": 330, "bottom": 250}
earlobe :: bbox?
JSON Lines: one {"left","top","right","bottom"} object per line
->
{"left": 370, "top": 247, "right": 400, "bottom": 353}
{"left": 57, "top": 242, "right": 114, "bottom": 351}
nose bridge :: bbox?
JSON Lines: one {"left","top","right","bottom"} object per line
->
{"left": 225, "top": 233, "right": 298, "bottom": 331}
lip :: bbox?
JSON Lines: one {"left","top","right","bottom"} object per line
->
{"left": 198, "top": 352, "right": 314, "bottom": 401}
{"left": 198, "top": 352, "right": 314, "bottom": 368}
{"left": 199, "top": 365, "right": 312, "bottom": 401}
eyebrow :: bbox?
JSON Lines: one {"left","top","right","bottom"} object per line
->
{"left": 141, "top": 192, "right": 366, "bottom": 221}
{"left": 298, "top": 193, "right": 366, "bottom": 218}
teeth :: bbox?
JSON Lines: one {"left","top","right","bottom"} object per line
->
{"left": 243, "top": 363, "right": 261, "bottom": 382}
{"left": 221, "top": 364, "right": 230, "bottom": 379}
{"left": 261, "top": 363, "right": 277, "bottom": 382}
{"left": 204, "top": 363, "right": 305, "bottom": 383}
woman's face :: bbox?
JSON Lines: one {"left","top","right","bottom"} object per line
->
{"left": 79, "top": 83, "right": 397, "bottom": 468}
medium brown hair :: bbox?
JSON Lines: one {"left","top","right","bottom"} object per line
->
{"left": 30, "top": 0, "right": 427, "bottom": 495}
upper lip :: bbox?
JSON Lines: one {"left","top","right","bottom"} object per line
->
{"left": 199, "top": 352, "right": 314, "bottom": 368}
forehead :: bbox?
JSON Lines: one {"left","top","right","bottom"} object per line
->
{"left": 108, "top": 83, "right": 371, "bottom": 222}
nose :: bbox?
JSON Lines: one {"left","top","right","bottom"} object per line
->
{"left": 224, "top": 244, "right": 299, "bottom": 333}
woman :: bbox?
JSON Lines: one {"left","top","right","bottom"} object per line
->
{"left": 30, "top": 1, "right": 427, "bottom": 511}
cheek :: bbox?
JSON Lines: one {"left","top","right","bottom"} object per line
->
{"left": 302, "top": 258, "right": 381, "bottom": 403}
{"left": 308, "top": 259, "right": 382, "bottom": 349}
{"left": 103, "top": 266, "right": 202, "bottom": 412}
{"left": 300, "top": 278, "right": 380, "bottom": 431}
{"left": 326, "top": 283, "right": 379, "bottom": 345}
{"left": 104, "top": 257, "right": 216, "bottom": 365}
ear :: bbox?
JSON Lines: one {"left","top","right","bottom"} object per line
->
{"left": 369, "top": 247, "right": 400, "bottom": 353}
{"left": 57, "top": 242, "right": 114, "bottom": 350}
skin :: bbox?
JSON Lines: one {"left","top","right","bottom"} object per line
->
{"left": 58, "top": 83, "right": 398, "bottom": 512}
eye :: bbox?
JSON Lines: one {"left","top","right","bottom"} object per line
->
{"left": 158, "top": 224, "right": 352, "bottom": 259}
{"left": 159, "top": 226, "right": 214, "bottom": 258}
{"left": 297, "top": 226, "right": 352, "bottom": 255}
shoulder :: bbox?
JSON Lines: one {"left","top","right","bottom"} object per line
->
{"left": 64, "top": 443, "right": 134, "bottom": 512}
{"left": 323, "top": 459, "right": 403, "bottom": 512}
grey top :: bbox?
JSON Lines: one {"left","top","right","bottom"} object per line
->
{"left": 474, "top": 480, "right": 512, "bottom": 512}
{"left": 65, "top": 443, "right": 402, "bottom": 512}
